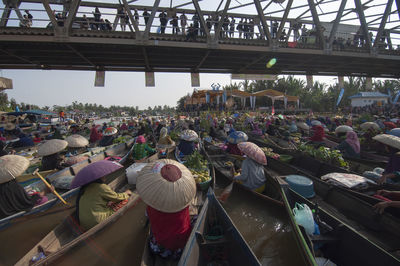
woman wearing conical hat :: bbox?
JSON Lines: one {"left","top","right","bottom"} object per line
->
{"left": 137, "top": 160, "right": 196, "bottom": 259}
{"left": 99, "top": 127, "right": 117, "bottom": 147}
{"left": 39, "top": 139, "right": 68, "bottom": 171}
{"left": 0, "top": 155, "right": 49, "bottom": 218}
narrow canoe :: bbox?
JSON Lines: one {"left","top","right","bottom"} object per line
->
{"left": 15, "top": 151, "right": 160, "bottom": 266}
{"left": 278, "top": 177, "right": 400, "bottom": 266}
{"left": 179, "top": 189, "right": 261, "bottom": 266}
{"left": 265, "top": 161, "right": 400, "bottom": 262}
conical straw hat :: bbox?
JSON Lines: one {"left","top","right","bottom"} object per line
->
{"left": 103, "top": 127, "right": 117, "bottom": 136}
{"left": 373, "top": 134, "right": 400, "bottom": 150}
{"left": 180, "top": 129, "right": 198, "bottom": 141}
{"left": 335, "top": 125, "right": 353, "bottom": 134}
{"left": 5, "top": 123, "right": 15, "bottom": 131}
{"left": 38, "top": 139, "right": 68, "bottom": 156}
{"left": 296, "top": 122, "right": 309, "bottom": 130}
{"left": 66, "top": 134, "right": 89, "bottom": 148}
{"left": 360, "top": 122, "right": 379, "bottom": 131}
{"left": 160, "top": 127, "right": 168, "bottom": 139}
{"left": 158, "top": 136, "right": 175, "bottom": 149}
{"left": 137, "top": 159, "right": 196, "bottom": 213}
{"left": 0, "top": 155, "right": 29, "bottom": 184}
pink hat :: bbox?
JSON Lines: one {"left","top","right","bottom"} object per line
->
{"left": 136, "top": 135, "right": 146, "bottom": 144}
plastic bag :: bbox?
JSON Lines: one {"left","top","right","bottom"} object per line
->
{"left": 292, "top": 202, "right": 315, "bottom": 235}
{"left": 218, "top": 182, "right": 233, "bottom": 203}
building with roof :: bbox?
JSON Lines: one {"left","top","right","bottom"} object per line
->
{"left": 348, "top": 92, "right": 390, "bottom": 107}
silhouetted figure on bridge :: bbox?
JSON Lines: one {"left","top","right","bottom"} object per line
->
{"left": 171, "top": 15, "right": 179, "bottom": 34}
{"left": 186, "top": 23, "right": 196, "bottom": 41}
{"left": 25, "top": 10, "right": 32, "bottom": 26}
{"left": 272, "top": 20, "right": 278, "bottom": 39}
{"left": 229, "top": 17, "right": 235, "bottom": 38}
{"left": 237, "top": 18, "right": 243, "bottom": 38}
{"left": 192, "top": 13, "right": 199, "bottom": 36}
{"left": 180, "top": 12, "right": 187, "bottom": 34}
{"left": 159, "top": 11, "right": 167, "bottom": 34}
{"left": 143, "top": 9, "right": 149, "bottom": 25}
{"left": 206, "top": 15, "right": 212, "bottom": 33}
{"left": 134, "top": 9, "right": 139, "bottom": 24}
{"left": 93, "top": 7, "right": 101, "bottom": 30}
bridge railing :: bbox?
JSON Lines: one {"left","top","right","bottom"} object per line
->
{"left": 0, "top": 1, "right": 399, "bottom": 55}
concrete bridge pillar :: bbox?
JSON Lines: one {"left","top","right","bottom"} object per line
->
{"left": 366, "top": 77, "right": 373, "bottom": 90}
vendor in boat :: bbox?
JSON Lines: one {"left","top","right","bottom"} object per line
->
{"left": 226, "top": 131, "right": 247, "bottom": 156}
{"left": 177, "top": 130, "right": 198, "bottom": 156}
{"left": 33, "top": 133, "right": 42, "bottom": 144}
{"left": 308, "top": 125, "right": 325, "bottom": 144}
{"left": 370, "top": 134, "right": 400, "bottom": 184}
{"left": 66, "top": 134, "right": 89, "bottom": 155}
{"left": 0, "top": 155, "right": 49, "bottom": 218}
{"left": 70, "top": 160, "right": 132, "bottom": 230}
{"left": 89, "top": 124, "right": 102, "bottom": 144}
{"left": 132, "top": 135, "right": 155, "bottom": 161}
{"left": 13, "top": 128, "right": 34, "bottom": 148}
{"left": 49, "top": 125, "right": 63, "bottom": 140}
{"left": 99, "top": 127, "right": 117, "bottom": 147}
{"left": 136, "top": 160, "right": 196, "bottom": 259}
{"left": 336, "top": 131, "right": 360, "bottom": 158}
{"left": 233, "top": 142, "right": 267, "bottom": 193}
{"left": 373, "top": 190, "right": 400, "bottom": 214}
{"left": 39, "top": 139, "right": 67, "bottom": 171}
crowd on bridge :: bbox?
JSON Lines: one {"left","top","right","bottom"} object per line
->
{"left": 8, "top": 4, "right": 400, "bottom": 51}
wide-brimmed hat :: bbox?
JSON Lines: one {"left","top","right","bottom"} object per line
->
{"left": 335, "top": 125, "right": 353, "bottom": 134}
{"left": 311, "top": 120, "right": 322, "bottom": 126}
{"left": 238, "top": 142, "right": 267, "bottom": 165}
{"left": 180, "top": 129, "right": 198, "bottom": 141}
{"left": 70, "top": 160, "right": 123, "bottom": 189}
{"left": 38, "top": 139, "right": 68, "bottom": 156}
{"left": 103, "top": 127, "right": 117, "bottom": 136}
{"left": 0, "top": 155, "right": 30, "bottom": 184}
{"left": 389, "top": 128, "right": 400, "bottom": 137}
{"left": 5, "top": 123, "right": 15, "bottom": 131}
{"left": 296, "top": 122, "right": 309, "bottom": 131}
{"left": 360, "top": 122, "right": 380, "bottom": 131}
{"left": 227, "top": 131, "right": 248, "bottom": 144}
{"left": 66, "top": 134, "right": 89, "bottom": 148}
{"left": 64, "top": 155, "right": 89, "bottom": 166}
{"left": 160, "top": 127, "right": 168, "bottom": 139}
{"left": 136, "top": 159, "right": 196, "bottom": 213}
{"left": 158, "top": 136, "right": 175, "bottom": 149}
{"left": 373, "top": 134, "right": 400, "bottom": 150}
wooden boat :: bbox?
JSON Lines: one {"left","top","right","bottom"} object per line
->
{"left": 278, "top": 178, "right": 400, "bottom": 265}
{"left": 0, "top": 139, "right": 136, "bottom": 231}
{"left": 15, "top": 168, "right": 140, "bottom": 266}
{"left": 178, "top": 189, "right": 261, "bottom": 266}
{"left": 266, "top": 159, "right": 400, "bottom": 261}
{"left": 204, "top": 143, "right": 314, "bottom": 266}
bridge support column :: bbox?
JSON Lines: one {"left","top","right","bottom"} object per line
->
{"left": 191, "top": 73, "right": 200, "bottom": 87}
{"left": 94, "top": 71, "right": 105, "bottom": 87}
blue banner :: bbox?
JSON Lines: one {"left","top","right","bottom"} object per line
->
{"left": 393, "top": 91, "right": 400, "bottom": 104}
{"left": 336, "top": 88, "right": 345, "bottom": 106}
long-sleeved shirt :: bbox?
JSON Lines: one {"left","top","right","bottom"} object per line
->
{"left": 79, "top": 183, "right": 129, "bottom": 230}
{"left": 234, "top": 158, "right": 265, "bottom": 190}
{"left": 336, "top": 140, "right": 360, "bottom": 159}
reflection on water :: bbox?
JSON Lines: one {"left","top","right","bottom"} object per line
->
{"left": 215, "top": 183, "right": 305, "bottom": 266}
{"left": 54, "top": 200, "right": 147, "bottom": 266}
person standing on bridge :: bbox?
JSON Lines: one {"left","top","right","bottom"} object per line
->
{"left": 93, "top": 7, "right": 101, "bottom": 30}
{"left": 172, "top": 14, "right": 179, "bottom": 34}
{"left": 229, "top": 17, "right": 235, "bottom": 38}
{"left": 143, "top": 8, "right": 150, "bottom": 25}
{"left": 237, "top": 18, "right": 243, "bottom": 38}
{"left": 159, "top": 11, "right": 168, "bottom": 34}
{"left": 180, "top": 12, "right": 187, "bottom": 35}
{"left": 134, "top": 9, "right": 139, "bottom": 24}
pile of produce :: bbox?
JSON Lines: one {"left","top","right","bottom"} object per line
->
{"left": 184, "top": 151, "right": 208, "bottom": 170}
{"left": 169, "top": 131, "right": 180, "bottom": 142}
{"left": 113, "top": 135, "right": 131, "bottom": 144}
{"left": 261, "top": 147, "right": 280, "bottom": 160}
{"left": 298, "top": 144, "right": 349, "bottom": 168}
{"left": 184, "top": 151, "right": 210, "bottom": 184}
{"left": 190, "top": 169, "right": 211, "bottom": 184}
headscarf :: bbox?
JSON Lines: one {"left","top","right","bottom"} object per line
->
{"left": 310, "top": 125, "right": 325, "bottom": 141}
{"left": 345, "top": 131, "right": 360, "bottom": 154}
{"left": 89, "top": 125, "right": 102, "bottom": 142}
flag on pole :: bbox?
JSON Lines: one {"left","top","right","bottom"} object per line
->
{"left": 271, "top": 106, "right": 275, "bottom": 115}
{"left": 336, "top": 88, "right": 345, "bottom": 106}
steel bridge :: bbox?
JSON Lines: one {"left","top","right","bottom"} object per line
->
{"left": 0, "top": 0, "right": 400, "bottom": 78}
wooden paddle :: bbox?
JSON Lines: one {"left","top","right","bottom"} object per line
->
{"left": 33, "top": 168, "right": 68, "bottom": 205}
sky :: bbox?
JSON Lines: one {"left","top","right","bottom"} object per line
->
{"left": 1, "top": 0, "right": 398, "bottom": 109}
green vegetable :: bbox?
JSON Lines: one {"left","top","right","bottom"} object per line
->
{"left": 184, "top": 151, "right": 208, "bottom": 170}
